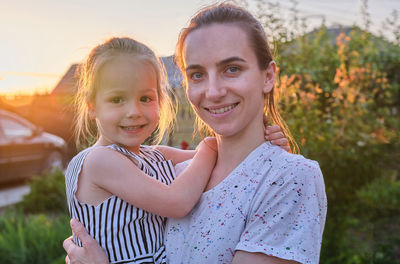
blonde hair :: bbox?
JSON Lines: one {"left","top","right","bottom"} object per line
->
{"left": 74, "top": 37, "right": 175, "bottom": 149}
{"left": 175, "top": 3, "right": 298, "bottom": 153}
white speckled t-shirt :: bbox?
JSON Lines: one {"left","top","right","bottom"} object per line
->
{"left": 165, "top": 142, "right": 327, "bottom": 264}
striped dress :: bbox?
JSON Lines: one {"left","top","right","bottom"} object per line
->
{"left": 65, "top": 144, "right": 176, "bottom": 264}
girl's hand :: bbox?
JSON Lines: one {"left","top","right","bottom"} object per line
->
{"left": 263, "top": 115, "right": 290, "bottom": 152}
{"left": 63, "top": 219, "right": 108, "bottom": 264}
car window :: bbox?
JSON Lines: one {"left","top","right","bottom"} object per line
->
{"left": 0, "top": 117, "right": 33, "bottom": 139}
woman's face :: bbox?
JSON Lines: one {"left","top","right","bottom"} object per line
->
{"left": 182, "top": 23, "right": 275, "bottom": 139}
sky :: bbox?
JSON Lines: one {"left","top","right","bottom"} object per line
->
{"left": 0, "top": 0, "right": 399, "bottom": 96}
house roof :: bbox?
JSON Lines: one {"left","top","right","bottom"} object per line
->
{"left": 51, "top": 64, "right": 79, "bottom": 95}
{"left": 51, "top": 56, "right": 183, "bottom": 95}
{"left": 160, "top": 55, "right": 183, "bottom": 88}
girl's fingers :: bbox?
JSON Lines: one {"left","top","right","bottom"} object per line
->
{"left": 270, "top": 138, "right": 289, "bottom": 147}
{"left": 281, "top": 145, "right": 291, "bottom": 152}
{"left": 263, "top": 115, "right": 269, "bottom": 127}
{"left": 265, "top": 125, "right": 281, "bottom": 135}
{"left": 266, "top": 131, "right": 285, "bottom": 141}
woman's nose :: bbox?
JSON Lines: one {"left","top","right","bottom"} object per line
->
{"left": 205, "top": 76, "right": 226, "bottom": 100}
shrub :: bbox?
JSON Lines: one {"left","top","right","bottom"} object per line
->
{"left": 0, "top": 209, "right": 70, "bottom": 264}
{"left": 18, "top": 169, "right": 68, "bottom": 214}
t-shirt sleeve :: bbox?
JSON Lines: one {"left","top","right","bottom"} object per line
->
{"left": 174, "top": 159, "right": 192, "bottom": 177}
{"left": 235, "top": 159, "right": 327, "bottom": 264}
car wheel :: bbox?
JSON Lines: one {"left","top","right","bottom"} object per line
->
{"left": 43, "top": 151, "right": 64, "bottom": 173}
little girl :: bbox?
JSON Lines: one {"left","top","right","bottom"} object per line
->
{"left": 65, "top": 37, "right": 288, "bottom": 264}
{"left": 65, "top": 37, "right": 220, "bottom": 264}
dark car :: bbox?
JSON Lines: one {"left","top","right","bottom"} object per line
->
{"left": 0, "top": 109, "right": 67, "bottom": 185}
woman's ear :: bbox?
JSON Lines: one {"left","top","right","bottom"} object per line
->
{"left": 263, "top": 61, "right": 276, "bottom": 94}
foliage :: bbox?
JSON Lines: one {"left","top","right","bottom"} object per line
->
{"left": 0, "top": 209, "right": 70, "bottom": 264}
{"left": 339, "top": 178, "right": 400, "bottom": 263}
{"left": 18, "top": 169, "right": 68, "bottom": 214}
{"left": 0, "top": 169, "right": 70, "bottom": 263}
{"left": 232, "top": 0, "right": 400, "bottom": 262}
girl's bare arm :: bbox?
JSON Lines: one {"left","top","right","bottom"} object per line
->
{"left": 79, "top": 138, "right": 217, "bottom": 218}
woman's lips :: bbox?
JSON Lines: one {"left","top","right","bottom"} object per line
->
{"left": 205, "top": 103, "right": 239, "bottom": 115}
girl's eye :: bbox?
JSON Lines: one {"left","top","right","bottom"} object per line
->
{"left": 140, "top": 96, "right": 152, "bottom": 103}
{"left": 225, "top": 66, "right": 241, "bottom": 74}
{"left": 190, "top": 72, "right": 204, "bottom": 81}
{"left": 110, "top": 97, "right": 123, "bottom": 104}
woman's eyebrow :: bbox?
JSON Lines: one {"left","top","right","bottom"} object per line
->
{"left": 185, "top": 57, "right": 246, "bottom": 72}
{"left": 216, "top": 57, "right": 246, "bottom": 67}
{"left": 185, "top": 64, "right": 203, "bottom": 72}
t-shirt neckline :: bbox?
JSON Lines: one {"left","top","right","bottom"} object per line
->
{"left": 202, "top": 141, "right": 271, "bottom": 195}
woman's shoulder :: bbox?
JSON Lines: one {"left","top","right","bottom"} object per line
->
{"left": 262, "top": 142, "right": 320, "bottom": 169}
{"left": 257, "top": 143, "right": 323, "bottom": 184}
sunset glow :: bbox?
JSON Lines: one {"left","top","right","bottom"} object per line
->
{"left": 0, "top": 0, "right": 398, "bottom": 96}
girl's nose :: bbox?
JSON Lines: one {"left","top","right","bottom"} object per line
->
{"left": 125, "top": 101, "right": 142, "bottom": 118}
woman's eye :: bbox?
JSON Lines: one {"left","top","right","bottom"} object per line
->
{"left": 190, "top": 72, "right": 203, "bottom": 81}
{"left": 111, "top": 97, "right": 123, "bottom": 104}
{"left": 140, "top": 96, "right": 152, "bottom": 103}
{"left": 225, "top": 66, "right": 240, "bottom": 74}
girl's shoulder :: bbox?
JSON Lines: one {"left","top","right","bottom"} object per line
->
{"left": 139, "top": 145, "right": 167, "bottom": 162}
{"left": 67, "top": 146, "right": 97, "bottom": 168}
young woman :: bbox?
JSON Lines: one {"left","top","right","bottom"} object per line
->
{"left": 63, "top": 3, "right": 327, "bottom": 264}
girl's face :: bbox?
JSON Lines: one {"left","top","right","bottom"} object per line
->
{"left": 182, "top": 23, "right": 275, "bottom": 139}
{"left": 90, "top": 55, "right": 160, "bottom": 153}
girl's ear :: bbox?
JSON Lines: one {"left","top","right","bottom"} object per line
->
{"left": 88, "top": 103, "right": 96, "bottom": 119}
{"left": 263, "top": 61, "right": 276, "bottom": 94}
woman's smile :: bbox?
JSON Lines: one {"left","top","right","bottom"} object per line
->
{"left": 205, "top": 102, "right": 239, "bottom": 116}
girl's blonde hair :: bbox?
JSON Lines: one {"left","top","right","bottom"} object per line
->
{"left": 74, "top": 37, "right": 175, "bottom": 149}
{"left": 175, "top": 3, "right": 298, "bottom": 153}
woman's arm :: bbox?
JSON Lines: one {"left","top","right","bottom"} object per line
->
{"left": 82, "top": 138, "right": 217, "bottom": 218}
{"left": 232, "top": 251, "right": 299, "bottom": 264}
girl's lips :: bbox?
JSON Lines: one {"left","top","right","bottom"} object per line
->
{"left": 119, "top": 125, "right": 145, "bottom": 132}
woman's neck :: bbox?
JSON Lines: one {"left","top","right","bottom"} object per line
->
{"left": 217, "top": 131, "right": 264, "bottom": 169}
{"left": 205, "top": 119, "right": 265, "bottom": 191}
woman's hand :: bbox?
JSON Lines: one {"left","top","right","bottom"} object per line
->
{"left": 63, "top": 219, "right": 109, "bottom": 264}
{"left": 263, "top": 115, "right": 290, "bottom": 152}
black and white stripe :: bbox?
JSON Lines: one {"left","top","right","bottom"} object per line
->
{"left": 65, "top": 144, "right": 176, "bottom": 264}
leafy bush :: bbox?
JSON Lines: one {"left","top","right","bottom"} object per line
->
{"left": 355, "top": 178, "right": 400, "bottom": 263}
{"left": 232, "top": 0, "right": 400, "bottom": 262}
{"left": 0, "top": 169, "right": 70, "bottom": 263}
{"left": 0, "top": 209, "right": 70, "bottom": 264}
{"left": 18, "top": 169, "right": 68, "bottom": 214}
